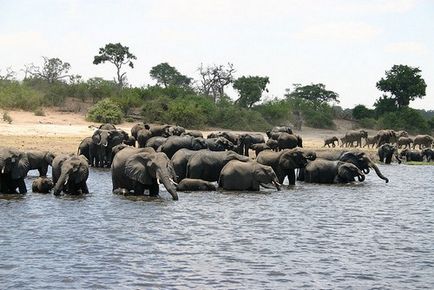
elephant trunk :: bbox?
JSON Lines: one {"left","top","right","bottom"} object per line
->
{"left": 157, "top": 171, "right": 179, "bottom": 200}
{"left": 53, "top": 170, "right": 70, "bottom": 195}
{"left": 369, "top": 161, "right": 389, "bottom": 183}
{"left": 272, "top": 180, "right": 281, "bottom": 191}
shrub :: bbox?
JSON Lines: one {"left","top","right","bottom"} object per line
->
{"left": 0, "top": 80, "right": 43, "bottom": 110}
{"left": 34, "top": 107, "right": 45, "bottom": 116}
{"left": 377, "top": 107, "right": 429, "bottom": 133}
{"left": 2, "top": 111, "right": 12, "bottom": 124}
{"left": 358, "top": 118, "right": 377, "bottom": 129}
{"left": 86, "top": 98, "right": 123, "bottom": 124}
{"left": 254, "top": 99, "right": 291, "bottom": 125}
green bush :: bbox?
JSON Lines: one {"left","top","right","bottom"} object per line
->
{"left": 0, "top": 80, "right": 44, "bottom": 110}
{"left": 254, "top": 99, "right": 291, "bottom": 125}
{"left": 377, "top": 107, "right": 429, "bottom": 133}
{"left": 2, "top": 111, "right": 12, "bottom": 124}
{"left": 86, "top": 98, "right": 124, "bottom": 124}
{"left": 287, "top": 98, "right": 335, "bottom": 129}
{"left": 358, "top": 118, "right": 377, "bottom": 129}
{"left": 33, "top": 107, "right": 45, "bottom": 116}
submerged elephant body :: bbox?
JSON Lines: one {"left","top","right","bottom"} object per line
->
{"left": 304, "top": 159, "right": 365, "bottom": 184}
{"left": 32, "top": 177, "right": 54, "bottom": 193}
{"left": 378, "top": 144, "right": 401, "bottom": 164}
{"left": 176, "top": 178, "right": 216, "bottom": 191}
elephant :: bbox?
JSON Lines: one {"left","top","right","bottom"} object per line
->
{"left": 158, "top": 136, "right": 208, "bottom": 159}
{"left": 186, "top": 150, "right": 250, "bottom": 182}
{"left": 238, "top": 133, "right": 265, "bottom": 156}
{"left": 277, "top": 133, "right": 302, "bottom": 150}
{"left": 219, "top": 160, "right": 281, "bottom": 191}
{"left": 205, "top": 137, "right": 234, "bottom": 151}
{"left": 304, "top": 160, "right": 365, "bottom": 184}
{"left": 131, "top": 123, "right": 150, "bottom": 139}
{"left": 176, "top": 178, "right": 217, "bottom": 191}
{"left": 256, "top": 148, "right": 316, "bottom": 185}
{"left": 111, "top": 147, "right": 178, "bottom": 200}
{"left": 182, "top": 130, "right": 204, "bottom": 138}
{"left": 266, "top": 139, "right": 279, "bottom": 151}
{"left": 344, "top": 130, "right": 368, "bottom": 147}
{"left": 149, "top": 124, "right": 171, "bottom": 137}
{"left": 412, "top": 135, "right": 434, "bottom": 149}
{"left": 25, "top": 150, "right": 56, "bottom": 176}
{"left": 340, "top": 136, "right": 349, "bottom": 147}
{"left": 0, "top": 148, "right": 30, "bottom": 194}
{"left": 78, "top": 137, "right": 93, "bottom": 163}
{"left": 399, "top": 149, "right": 423, "bottom": 162}
{"left": 146, "top": 137, "right": 168, "bottom": 151}
{"left": 313, "top": 151, "right": 389, "bottom": 183}
{"left": 207, "top": 132, "right": 240, "bottom": 145}
{"left": 378, "top": 143, "right": 401, "bottom": 164}
{"left": 168, "top": 125, "right": 186, "bottom": 136}
{"left": 99, "top": 123, "right": 117, "bottom": 130}
{"left": 90, "top": 129, "right": 129, "bottom": 167}
{"left": 323, "top": 136, "right": 339, "bottom": 147}
{"left": 171, "top": 149, "right": 207, "bottom": 182}
{"left": 32, "top": 177, "right": 54, "bottom": 193}
{"left": 363, "top": 136, "right": 378, "bottom": 148}
{"left": 137, "top": 128, "right": 153, "bottom": 148}
{"left": 375, "top": 130, "right": 397, "bottom": 147}
{"left": 250, "top": 143, "right": 271, "bottom": 156}
{"left": 123, "top": 135, "right": 136, "bottom": 147}
{"left": 422, "top": 148, "right": 434, "bottom": 162}
{"left": 397, "top": 137, "right": 413, "bottom": 149}
{"left": 52, "top": 154, "right": 89, "bottom": 195}
{"left": 266, "top": 131, "right": 281, "bottom": 141}
{"left": 270, "top": 126, "right": 293, "bottom": 134}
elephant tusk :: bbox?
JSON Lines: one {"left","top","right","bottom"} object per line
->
{"left": 64, "top": 176, "right": 69, "bottom": 185}
{"left": 169, "top": 178, "right": 178, "bottom": 186}
{"left": 157, "top": 179, "right": 161, "bottom": 185}
{"left": 1, "top": 167, "right": 4, "bottom": 174}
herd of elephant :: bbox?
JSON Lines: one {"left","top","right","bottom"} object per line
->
{"left": 2, "top": 124, "right": 431, "bottom": 200}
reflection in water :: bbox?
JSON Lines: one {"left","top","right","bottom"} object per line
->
{"left": 0, "top": 164, "right": 433, "bottom": 289}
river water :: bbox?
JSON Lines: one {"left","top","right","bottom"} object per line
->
{"left": 0, "top": 164, "right": 433, "bottom": 289}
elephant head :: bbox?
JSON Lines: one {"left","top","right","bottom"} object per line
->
{"left": 191, "top": 137, "right": 208, "bottom": 151}
{"left": 253, "top": 163, "right": 281, "bottom": 190}
{"left": 279, "top": 149, "right": 316, "bottom": 170}
{"left": 340, "top": 152, "right": 389, "bottom": 183}
{"left": 216, "top": 137, "right": 235, "bottom": 150}
{"left": 44, "top": 152, "right": 56, "bottom": 166}
{"left": 0, "top": 148, "right": 30, "bottom": 194}
{"left": 53, "top": 155, "right": 89, "bottom": 195}
{"left": 92, "top": 129, "right": 111, "bottom": 147}
{"left": 125, "top": 152, "right": 178, "bottom": 200}
{"left": 336, "top": 162, "right": 365, "bottom": 183}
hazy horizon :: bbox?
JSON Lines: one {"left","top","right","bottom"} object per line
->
{"left": 1, "top": 0, "right": 433, "bottom": 109}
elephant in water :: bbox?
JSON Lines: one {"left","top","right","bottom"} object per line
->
{"left": 171, "top": 149, "right": 207, "bottom": 182}
{"left": 32, "top": 177, "right": 54, "bottom": 193}
{"left": 304, "top": 160, "right": 365, "bottom": 184}
{"left": 25, "top": 150, "right": 56, "bottom": 177}
{"left": 111, "top": 147, "right": 178, "bottom": 200}
{"left": 219, "top": 160, "right": 281, "bottom": 191}
{"left": 399, "top": 149, "right": 424, "bottom": 162}
{"left": 176, "top": 178, "right": 217, "bottom": 191}
{"left": 0, "top": 148, "right": 30, "bottom": 194}
{"left": 378, "top": 143, "right": 401, "bottom": 164}
{"left": 52, "top": 154, "right": 89, "bottom": 195}
{"left": 158, "top": 136, "right": 208, "bottom": 159}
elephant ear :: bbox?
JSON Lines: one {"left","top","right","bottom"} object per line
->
{"left": 45, "top": 152, "right": 56, "bottom": 165}
{"left": 124, "top": 154, "right": 153, "bottom": 185}
{"left": 12, "top": 154, "right": 30, "bottom": 179}
{"left": 92, "top": 130, "right": 101, "bottom": 143}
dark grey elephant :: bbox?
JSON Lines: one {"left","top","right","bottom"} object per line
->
{"left": 344, "top": 130, "right": 368, "bottom": 147}
{"left": 176, "top": 178, "right": 216, "bottom": 191}
{"left": 207, "top": 132, "right": 240, "bottom": 145}
{"left": 52, "top": 154, "right": 89, "bottom": 195}
{"left": 159, "top": 136, "right": 207, "bottom": 159}
{"left": 378, "top": 143, "right": 401, "bottom": 164}
{"left": 182, "top": 130, "right": 204, "bottom": 138}
{"left": 32, "top": 177, "right": 54, "bottom": 193}
{"left": 168, "top": 125, "right": 186, "bottom": 136}
{"left": 219, "top": 160, "right": 281, "bottom": 191}
{"left": 304, "top": 160, "right": 365, "bottom": 184}
{"left": 269, "top": 126, "right": 293, "bottom": 134}
{"left": 111, "top": 147, "right": 178, "bottom": 200}
{"left": 205, "top": 137, "right": 234, "bottom": 151}
{"left": 171, "top": 149, "right": 207, "bottom": 182}
{"left": 99, "top": 123, "right": 117, "bottom": 130}
{"left": 266, "top": 139, "right": 279, "bottom": 151}
{"left": 413, "top": 135, "right": 434, "bottom": 149}
{"left": 187, "top": 150, "right": 250, "bottom": 182}
{"left": 137, "top": 128, "right": 152, "bottom": 148}
{"left": 256, "top": 148, "right": 316, "bottom": 185}
{"left": 397, "top": 137, "right": 413, "bottom": 149}
{"left": 323, "top": 136, "right": 339, "bottom": 147}
{"left": 145, "top": 137, "right": 168, "bottom": 151}
{"left": 25, "top": 150, "right": 56, "bottom": 176}
{"left": 238, "top": 133, "right": 265, "bottom": 156}
{"left": 250, "top": 143, "right": 270, "bottom": 156}
{"left": 0, "top": 148, "right": 30, "bottom": 194}
{"left": 422, "top": 148, "right": 434, "bottom": 162}
{"left": 150, "top": 124, "right": 171, "bottom": 137}
{"left": 277, "top": 133, "right": 302, "bottom": 150}
{"left": 131, "top": 123, "right": 150, "bottom": 139}
{"left": 78, "top": 137, "right": 93, "bottom": 163}
{"left": 90, "top": 129, "right": 129, "bottom": 167}
{"left": 399, "top": 149, "right": 423, "bottom": 162}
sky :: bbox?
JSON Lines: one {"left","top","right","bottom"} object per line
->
{"left": 0, "top": 0, "right": 433, "bottom": 109}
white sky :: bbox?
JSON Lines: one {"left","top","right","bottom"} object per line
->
{"left": 1, "top": 0, "right": 433, "bottom": 109}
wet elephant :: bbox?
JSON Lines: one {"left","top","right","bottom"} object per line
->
{"left": 176, "top": 178, "right": 216, "bottom": 191}
{"left": 32, "top": 177, "right": 54, "bottom": 193}
{"left": 25, "top": 150, "right": 56, "bottom": 177}
{"left": 378, "top": 143, "right": 401, "bottom": 164}
{"left": 159, "top": 136, "right": 207, "bottom": 159}
{"left": 171, "top": 149, "right": 207, "bottom": 182}
{"left": 0, "top": 148, "right": 30, "bottom": 194}
{"left": 304, "top": 160, "right": 365, "bottom": 184}
{"left": 52, "top": 154, "right": 89, "bottom": 195}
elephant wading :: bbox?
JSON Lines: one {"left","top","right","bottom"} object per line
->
{"left": 304, "top": 160, "right": 365, "bottom": 184}
{"left": 32, "top": 177, "right": 54, "bottom": 193}
{"left": 256, "top": 148, "right": 316, "bottom": 185}
{"left": 187, "top": 151, "right": 250, "bottom": 182}
{"left": 26, "top": 150, "right": 56, "bottom": 177}
{"left": 0, "top": 148, "right": 30, "bottom": 194}
{"left": 219, "top": 160, "right": 281, "bottom": 191}
{"left": 171, "top": 149, "right": 207, "bottom": 182}
{"left": 176, "top": 178, "right": 217, "bottom": 191}
{"left": 378, "top": 143, "right": 401, "bottom": 164}
{"left": 111, "top": 147, "right": 178, "bottom": 200}
{"left": 52, "top": 154, "right": 89, "bottom": 195}
{"left": 159, "top": 136, "right": 207, "bottom": 159}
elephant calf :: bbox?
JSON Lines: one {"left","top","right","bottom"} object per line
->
{"left": 323, "top": 136, "right": 339, "bottom": 148}
{"left": 400, "top": 149, "right": 423, "bottom": 162}
{"left": 304, "top": 159, "right": 365, "bottom": 184}
{"left": 176, "top": 179, "right": 217, "bottom": 191}
{"left": 32, "top": 177, "right": 54, "bottom": 193}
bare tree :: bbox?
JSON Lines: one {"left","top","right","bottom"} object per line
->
{"left": 0, "top": 67, "right": 16, "bottom": 81}
{"left": 198, "top": 63, "right": 235, "bottom": 102}
{"left": 28, "top": 57, "right": 71, "bottom": 83}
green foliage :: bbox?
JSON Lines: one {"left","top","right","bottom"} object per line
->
{"left": 28, "top": 57, "right": 71, "bottom": 83}
{"left": 358, "top": 118, "right": 377, "bottom": 129}
{"left": 376, "top": 64, "right": 426, "bottom": 108}
{"left": 428, "top": 116, "right": 434, "bottom": 130}
{"left": 0, "top": 80, "right": 44, "bottom": 110}
{"left": 2, "top": 111, "right": 12, "bottom": 124}
{"left": 150, "top": 63, "right": 192, "bottom": 88}
{"left": 286, "top": 97, "right": 335, "bottom": 129}
{"left": 86, "top": 98, "right": 124, "bottom": 124}
{"left": 285, "top": 83, "right": 339, "bottom": 104}
{"left": 377, "top": 107, "right": 429, "bottom": 133}
{"left": 352, "top": 104, "right": 375, "bottom": 120}
{"left": 33, "top": 108, "right": 45, "bottom": 116}
{"left": 254, "top": 99, "right": 291, "bottom": 125}
{"left": 374, "top": 95, "right": 398, "bottom": 117}
{"left": 233, "top": 76, "right": 269, "bottom": 108}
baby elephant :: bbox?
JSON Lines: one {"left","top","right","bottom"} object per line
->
{"left": 32, "top": 177, "right": 54, "bottom": 193}
{"left": 176, "top": 178, "right": 217, "bottom": 191}
{"left": 323, "top": 136, "right": 339, "bottom": 147}
{"left": 304, "top": 159, "right": 365, "bottom": 184}
{"left": 219, "top": 160, "right": 281, "bottom": 191}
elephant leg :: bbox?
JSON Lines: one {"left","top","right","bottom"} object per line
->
{"left": 80, "top": 182, "right": 89, "bottom": 194}
{"left": 17, "top": 179, "right": 27, "bottom": 194}
{"left": 148, "top": 180, "right": 159, "bottom": 196}
{"left": 287, "top": 169, "right": 296, "bottom": 185}
{"left": 134, "top": 182, "right": 146, "bottom": 195}
{"left": 297, "top": 168, "right": 305, "bottom": 181}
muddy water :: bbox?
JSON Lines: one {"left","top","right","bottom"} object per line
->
{"left": 0, "top": 165, "right": 433, "bottom": 289}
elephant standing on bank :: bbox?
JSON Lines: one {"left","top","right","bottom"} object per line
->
{"left": 159, "top": 136, "right": 208, "bottom": 159}
{"left": 277, "top": 133, "right": 303, "bottom": 150}
{"left": 0, "top": 148, "right": 30, "bottom": 194}
{"left": 304, "top": 160, "right": 365, "bottom": 184}
{"left": 378, "top": 144, "right": 401, "bottom": 164}
{"left": 397, "top": 137, "right": 413, "bottom": 149}
{"left": 323, "top": 136, "right": 339, "bottom": 147}
{"left": 413, "top": 135, "right": 434, "bottom": 149}
{"left": 363, "top": 136, "right": 378, "bottom": 148}
{"left": 52, "top": 154, "right": 89, "bottom": 195}
{"left": 219, "top": 160, "right": 281, "bottom": 191}
{"left": 111, "top": 147, "right": 178, "bottom": 200}
{"left": 25, "top": 150, "right": 56, "bottom": 177}
{"left": 344, "top": 130, "right": 368, "bottom": 147}
{"left": 187, "top": 151, "right": 250, "bottom": 182}
{"left": 256, "top": 148, "right": 316, "bottom": 185}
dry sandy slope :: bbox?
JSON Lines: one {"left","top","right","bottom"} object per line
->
{"left": 0, "top": 110, "right": 378, "bottom": 155}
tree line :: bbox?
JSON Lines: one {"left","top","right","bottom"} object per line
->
{"left": 0, "top": 42, "right": 432, "bottom": 133}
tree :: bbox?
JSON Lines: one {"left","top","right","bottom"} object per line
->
{"left": 285, "top": 83, "right": 339, "bottom": 104}
{"left": 352, "top": 104, "right": 375, "bottom": 120}
{"left": 374, "top": 95, "right": 398, "bottom": 117}
{"left": 198, "top": 63, "right": 235, "bottom": 102}
{"left": 150, "top": 62, "right": 192, "bottom": 88}
{"left": 93, "top": 43, "right": 136, "bottom": 87}
{"left": 28, "top": 57, "right": 71, "bottom": 83}
{"left": 0, "top": 67, "right": 16, "bottom": 81}
{"left": 376, "top": 64, "right": 426, "bottom": 108}
{"left": 233, "top": 76, "right": 269, "bottom": 108}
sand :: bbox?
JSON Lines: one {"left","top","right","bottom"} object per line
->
{"left": 0, "top": 109, "right": 378, "bottom": 155}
